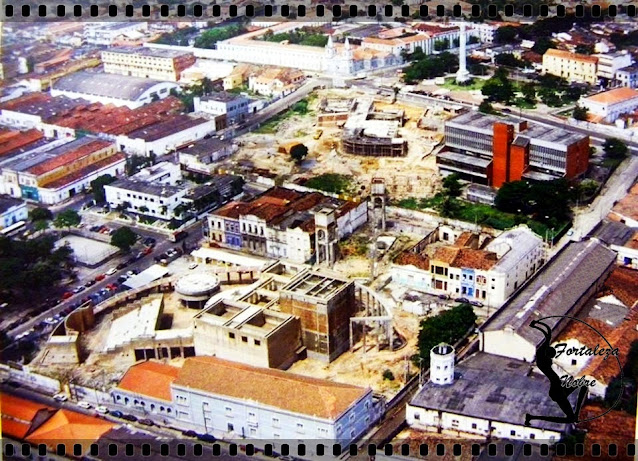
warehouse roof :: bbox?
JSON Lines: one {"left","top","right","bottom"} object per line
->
{"left": 53, "top": 71, "right": 176, "bottom": 101}
{"left": 103, "top": 46, "right": 193, "bottom": 59}
{"left": 482, "top": 240, "right": 616, "bottom": 347}
{"left": 117, "top": 360, "right": 180, "bottom": 402}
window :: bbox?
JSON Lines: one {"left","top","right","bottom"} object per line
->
{"left": 242, "top": 336, "right": 248, "bottom": 343}
{"left": 272, "top": 417, "right": 280, "bottom": 427}
{"left": 229, "top": 332, "right": 235, "bottom": 339}
{"left": 225, "top": 406, "right": 232, "bottom": 414}
{"left": 296, "top": 423, "right": 304, "bottom": 433}
{"left": 228, "top": 423, "right": 234, "bottom": 431}
{"left": 414, "top": 413, "right": 420, "bottom": 420}
{"left": 571, "top": 359, "right": 577, "bottom": 366}
{"left": 254, "top": 339, "right": 261, "bottom": 346}
{"left": 273, "top": 433, "right": 280, "bottom": 439}
{"left": 472, "top": 423, "right": 477, "bottom": 429}
{"left": 530, "top": 434, "right": 535, "bottom": 440}
{"left": 451, "top": 419, "right": 459, "bottom": 427}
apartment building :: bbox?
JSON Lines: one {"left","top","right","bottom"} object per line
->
{"left": 595, "top": 51, "right": 633, "bottom": 82}
{"left": 208, "top": 187, "right": 367, "bottom": 264}
{"left": 248, "top": 68, "right": 305, "bottom": 98}
{"left": 542, "top": 49, "right": 599, "bottom": 84}
{"left": 616, "top": 65, "right": 638, "bottom": 89}
{"left": 438, "top": 111, "right": 590, "bottom": 187}
{"left": 102, "top": 47, "right": 196, "bottom": 82}
{"left": 392, "top": 226, "right": 544, "bottom": 308}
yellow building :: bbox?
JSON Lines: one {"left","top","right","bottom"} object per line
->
{"left": 542, "top": 49, "right": 599, "bottom": 84}
{"left": 101, "top": 47, "right": 196, "bottom": 82}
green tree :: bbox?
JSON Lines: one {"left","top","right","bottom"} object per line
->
{"left": 495, "top": 53, "right": 525, "bottom": 68}
{"left": 494, "top": 26, "right": 519, "bottom": 44}
{"left": 90, "top": 174, "right": 116, "bottom": 204}
{"left": 110, "top": 227, "right": 137, "bottom": 253}
{"left": 54, "top": 210, "right": 81, "bottom": 229}
{"left": 116, "top": 201, "right": 131, "bottom": 213}
{"left": 29, "top": 207, "right": 53, "bottom": 222}
{"left": 442, "top": 173, "right": 463, "bottom": 197}
{"left": 532, "top": 37, "right": 556, "bottom": 55}
{"left": 290, "top": 144, "right": 309, "bottom": 163}
{"left": 603, "top": 138, "right": 629, "bottom": 160}
{"left": 573, "top": 105, "right": 588, "bottom": 121}
{"left": 482, "top": 71, "right": 515, "bottom": 103}
{"left": 521, "top": 82, "right": 536, "bottom": 103}
{"left": 416, "top": 304, "right": 476, "bottom": 367}
{"left": 382, "top": 369, "right": 395, "bottom": 380}
{"left": 34, "top": 219, "right": 50, "bottom": 232}
{"left": 479, "top": 101, "right": 496, "bottom": 114}
{"left": 575, "top": 43, "right": 594, "bottom": 55}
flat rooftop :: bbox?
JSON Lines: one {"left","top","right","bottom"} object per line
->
{"left": 103, "top": 46, "right": 193, "bottom": 59}
{"left": 281, "top": 270, "right": 350, "bottom": 301}
{"left": 178, "top": 137, "right": 230, "bottom": 159}
{"left": 107, "top": 178, "right": 186, "bottom": 197}
{"left": 410, "top": 352, "right": 576, "bottom": 433}
{"left": 104, "top": 296, "right": 162, "bottom": 351}
{"left": 200, "top": 91, "right": 247, "bottom": 103}
{"left": 125, "top": 115, "right": 210, "bottom": 142}
{"left": 0, "top": 195, "right": 25, "bottom": 214}
{"left": 438, "top": 150, "right": 492, "bottom": 168}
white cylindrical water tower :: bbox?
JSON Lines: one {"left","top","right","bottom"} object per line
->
{"left": 430, "top": 343, "right": 455, "bottom": 385}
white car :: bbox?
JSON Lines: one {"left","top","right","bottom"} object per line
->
{"left": 53, "top": 393, "right": 68, "bottom": 402}
{"left": 188, "top": 263, "right": 198, "bottom": 270}
{"left": 96, "top": 405, "right": 109, "bottom": 414}
{"left": 78, "top": 401, "right": 92, "bottom": 409}
{"left": 106, "top": 268, "right": 117, "bottom": 276}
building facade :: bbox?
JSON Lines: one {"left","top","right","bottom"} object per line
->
{"left": 0, "top": 195, "right": 27, "bottom": 228}
{"left": 194, "top": 92, "right": 252, "bottom": 124}
{"left": 595, "top": 51, "right": 633, "bottom": 82}
{"left": 102, "top": 47, "right": 196, "bottom": 82}
{"left": 439, "top": 111, "right": 590, "bottom": 187}
{"left": 542, "top": 49, "right": 599, "bottom": 84}
{"left": 579, "top": 87, "right": 638, "bottom": 123}
{"left": 104, "top": 178, "right": 189, "bottom": 220}
{"left": 616, "top": 65, "right": 638, "bottom": 89}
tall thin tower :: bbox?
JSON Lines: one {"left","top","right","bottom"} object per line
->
{"left": 456, "top": 22, "right": 470, "bottom": 84}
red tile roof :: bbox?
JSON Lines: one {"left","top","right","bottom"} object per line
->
{"left": 395, "top": 251, "right": 430, "bottom": 270}
{"left": 40, "top": 153, "right": 126, "bottom": 189}
{"left": 173, "top": 356, "right": 369, "bottom": 420}
{"left": 117, "top": 360, "right": 180, "bottom": 402}
{"left": 603, "top": 266, "right": 638, "bottom": 308}
{"left": 0, "top": 129, "right": 44, "bottom": 157}
{"left": 1, "top": 394, "right": 55, "bottom": 440}
{"left": 27, "top": 140, "right": 113, "bottom": 176}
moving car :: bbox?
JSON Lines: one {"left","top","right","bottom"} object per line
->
{"left": 53, "top": 393, "right": 68, "bottom": 402}
{"left": 78, "top": 401, "right": 92, "bottom": 409}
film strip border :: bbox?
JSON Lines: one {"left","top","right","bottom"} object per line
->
{"left": 1, "top": 3, "right": 637, "bottom": 20}
{"left": 3, "top": 440, "right": 638, "bottom": 458}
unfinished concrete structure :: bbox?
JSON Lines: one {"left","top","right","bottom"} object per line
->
{"left": 193, "top": 278, "right": 303, "bottom": 370}
{"left": 314, "top": 208, "right": 339, "bottom": 267}
{"left": 174, "top": 272, "right": 221, "bottom": 309}
{"left": 371, "top": 178, "right": 387, "bottom": 232}
{"left": 317, "top": 98, "right": 357, "bottom": 126}
{"left": 279, "top": 270, "right": 356, "bottom": 362}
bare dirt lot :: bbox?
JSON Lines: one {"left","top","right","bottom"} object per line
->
{"left": 234, "top": 88, "right": 449, "bottom": 199}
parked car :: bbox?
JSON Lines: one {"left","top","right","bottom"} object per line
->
{"left": 116, "top": 262, "right": 127, "bottom": 270}
{"left": 469, "top": 300, "right": 484, "bottom": 307}
{"left": 197, "top": 433, "right": 216, "bottom": 443}
{"left": 455, "top": 297, "right": 470, "bottom": 304}
{"left": 143, "top": 247, "right": 153, "bottom": 256}
{"left": 53, "top": 393, "right": 68, "bottom": 402}
{"left": 126, "top": 270, "right": 138, "bottom": 277}
{"left": 90, "top": 225, "right": 101, "bottom": 232}
{"left": 438, "top": 294, "right": 449, "bottom": 300}
{"left": 78, "top": 401, "right": 92, "bottom": 409}
{"left": 138, "top": 419, "right": 154, "bottom": 426}
{"left": 121, "top": 414, "right": 137, "bottom": 422}
{"left": 143, "top": 237, "right": 156, "bottom": 247}
{"left": 85, "top": 279, "right": 96, "bottom": 287}
{"left": 117, "top": 276, "right": 128, "bottom": 284}
{"left": 110, "top": 410, "right": 124, "bottom": 418}
{"left": 62, "top": 292, "right": 73, "bottom": 300}
{"left": 106, "top": 268, "right": 117, "bottom": 276}
{"left": 96, "top": 406, "right": 109, "bottom": 414}
{"left": 126, "top": 257, "right": 138, "bottom": 265}
{"left": 182, "top": 430, "right": 198, "bottom": 437}
{"left": 188, "top": 263, "right": 198, "bottom": 270}
{"left": 94, "top": 274, "right": 106, "bottom": 282}
{"left": 73, "top": 285, "right": 86, "bottom": 294}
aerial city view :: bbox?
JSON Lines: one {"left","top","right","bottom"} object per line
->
{"left": 1, "top": 4, "right": 638, "bottom": 460}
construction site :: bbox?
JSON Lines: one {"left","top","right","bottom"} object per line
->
{"left": 231, "top": 87, "right": 461, "bottom": 200}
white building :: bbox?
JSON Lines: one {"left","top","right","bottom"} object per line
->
{"left": 579, "top": 87, "right": 638, "bottom": 123}
{"left": 171, "top": 356, "right": 382, "bottom": 446}
{"left": 178, "top": 138, "right": 235, "bottom": 175}
{"left": 84, "top": 22, "right": 149, "bottom": 46}
{"left": 595, "top": 51, "right": 634, "bottom": 81}
{"left": 104, "top": 178, "right": 189, "bottom": 220}
{"left": 51, "top": 71, "right": 179, "bottom": 109}
{"left": 130, "top": 161, "right": 182, "bottom": 185}
{"left": 194, "top": 92, "right": 252, "bottom": 124}
{"left": 480, "top": 239, "right": 616, "bottom": 363}
{"left": 407, "top": 350, "right": 571, "bottom": 443}
{"left": 0, "top": 195, "right": 27, "bottom": 229}
{"left": 391, "top": 226, "right": 544, "bottom": 308}
{"left": 616, "top": 65, "right": 638, "bottom": 89}
{"left": 116, "top": 115, "right": 216, "bottom": 157}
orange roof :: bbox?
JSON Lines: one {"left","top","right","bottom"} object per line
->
{"left": 578, "top": 404, "right": 636, "bottom": 446}
{"left": 26, "top": 409, "right": 114, "bottom": 452}
{"left": 1, "top": 394, "right": 56, "bottom": 440}
{"left": 0, "top": 129, "right": 44, "bottom": 157}
{"left": 544, "top": 48, "right": 599, "bottom": 64}
{"left": 173, "top": 356, "right": 369, "bottom": 420}
{"left": 603, "top": 266, "right": 638, "bottom": 308}
{"left": 584, "top": 88, "right": 638, "bottom": 105}
{"left": 40, "top": 153, "right": 126, "bottom": 189}
{"left": 28, "top": 140, "right": 113, "bottom": 176}
{"left": 117, "top": 360, "right": 180, "bottom": 402}
{"left": 395, "top": 251, "right": 430, "bottom": 270}
{"left": 431, "top": 245, "right": 497, "bottom": 270}
{"left": 609, "top": 189, "right": 638, "bottom": 222}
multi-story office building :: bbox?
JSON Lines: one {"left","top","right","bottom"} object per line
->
{"left": 542, "top": 49, "right": 599, "bottom": 84}
{"left": 102, "top": 47, "right": 196, "bottom": 82}
{"left": 438, "top": 111, "right": 589, "bottom": 187}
